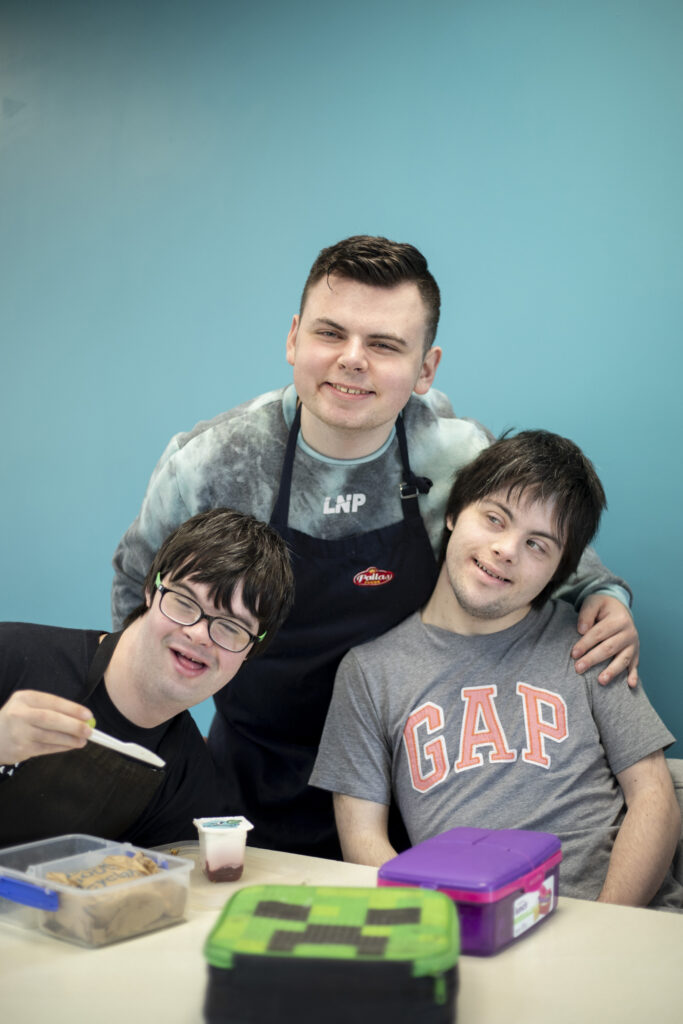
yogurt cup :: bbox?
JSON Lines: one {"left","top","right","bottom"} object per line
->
{"left": 193, "top": 816, "right": 253, "bottom": 882}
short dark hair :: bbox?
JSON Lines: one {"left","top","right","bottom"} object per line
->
{"left": 123, "top": 508, "right": 294, "bottom": 657}
{"left": 441, "top": 430, "right": 607, "bottom": 608}
{"left": 300, "top": 235, "right": 441, "bottom": 351}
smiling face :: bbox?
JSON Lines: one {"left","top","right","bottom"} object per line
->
{"left": 285, "top": 275, "right": 441, "bottom": 459}
{"left": 423, "top": 491, "right": 564, "bottom": 636}
{"left": 110, "top": 574, "right": 260, "bottom": 726}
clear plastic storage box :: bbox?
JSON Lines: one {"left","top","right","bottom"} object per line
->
{"left": 0, "top": 833, "right": 193, "bottom": 947}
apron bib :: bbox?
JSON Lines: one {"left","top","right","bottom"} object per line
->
{"left": 0, "top": 633, "right": 167, "bottom": 847}
{"left": 208, "top": 405, "right": 437, "bottom": 857}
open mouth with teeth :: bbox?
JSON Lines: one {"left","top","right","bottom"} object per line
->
{"left": 171, "top": 649, "right": 209, "bottom": 674}
{"left": 327, "top": 382, "right": 373, "bottom": 396}
{"left": 474, "top": 558, "right": 511, "bottom": 584}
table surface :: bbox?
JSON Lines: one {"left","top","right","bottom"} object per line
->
{"left": 1, "top": 843, "right": 682, "bottom": 1023}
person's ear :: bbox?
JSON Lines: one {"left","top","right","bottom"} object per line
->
{"left": 286, "top": 314, "right": 299, "bottom": 367}
{"left": 413, "top": 345, "right": 442, "bottom": 395}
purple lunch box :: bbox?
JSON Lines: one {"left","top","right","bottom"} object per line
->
{"left": 377, "top": 827, "right": 561, "bottom": 956}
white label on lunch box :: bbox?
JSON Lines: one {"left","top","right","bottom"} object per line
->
{"left": 512, "top": 875, "right": 556, "bottom": 937}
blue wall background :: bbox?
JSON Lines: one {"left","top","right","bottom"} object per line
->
{"left": 1, "top": 0, "right": 681, "bottom": 754}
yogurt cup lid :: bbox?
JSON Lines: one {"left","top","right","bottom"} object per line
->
{"left": 193, "top": 816, "right": 253, "bottom": 832}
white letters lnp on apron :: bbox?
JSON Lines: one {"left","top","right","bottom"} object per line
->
{"left": 323, "top": 494, "right": 367, "bottom": 515}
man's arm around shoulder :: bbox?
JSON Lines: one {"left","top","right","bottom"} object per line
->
{"left": 598, "top": 750, "right": 680, "bottom": 907}
{"left": 333, "top": 793, "right": 397, "bottom": 868}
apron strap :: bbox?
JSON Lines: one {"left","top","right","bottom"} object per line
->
{"left": 396, "top": 413, "right": 433, "bottom": 506}
{"left": 270, "top": 403, "right": 302, "bottom": 530}
{"left": 85, "top": 630, "right": 122, "bottom": 698}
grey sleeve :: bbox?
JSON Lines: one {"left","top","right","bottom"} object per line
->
{"left": 111, "top": 436, "right": 191, "bottom": 628}
{"left": 553, "top": 545, "right": 633, "bottom": 611}
{"left": 587, "top": 672, "right": 675, "bottom": 776}
{"left": 309, "top": 650, "right": 393, "bottom": 806}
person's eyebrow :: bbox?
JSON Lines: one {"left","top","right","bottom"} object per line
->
{"left": 310, "top": 317, "right": 408, "bottom": 347}
{"left": 489, "top": 500, "right": 563, "bottom": 548}
{"left": 167, "top": 579, "right": 196, "bottom": 600}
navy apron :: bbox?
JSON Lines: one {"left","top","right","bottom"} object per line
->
{"left": 208, "top": 405, "right": 438, "bottom": 858}
{"left": 0, "top": 633, "right": 168, "bottom": 848}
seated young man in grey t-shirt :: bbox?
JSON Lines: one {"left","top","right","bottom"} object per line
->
{"left": 311, "top": 431, "right": 682, "bottom": 909}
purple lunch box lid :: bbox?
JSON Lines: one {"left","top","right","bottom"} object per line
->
{"left": 378, "top": 828, "right": 562, "bottom": 902}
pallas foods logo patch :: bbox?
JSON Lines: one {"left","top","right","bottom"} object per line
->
{"left": 353, "top": 566, "right": 394, "bottom": 587}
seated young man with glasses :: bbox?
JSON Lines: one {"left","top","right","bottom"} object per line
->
{"left": 0, "top": 508, "right": 293, "bottom": 850}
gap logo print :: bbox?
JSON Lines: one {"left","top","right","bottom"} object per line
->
{"left": 403, "top": 684, "right": 569, "bottom": 793}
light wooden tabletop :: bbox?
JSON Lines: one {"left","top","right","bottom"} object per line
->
{"left": 1, "top": 843, "right": 681, "bottom": 1024}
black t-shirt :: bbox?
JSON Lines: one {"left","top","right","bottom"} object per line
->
{"left": 0, "top": 622, "right": 220, "bottom": 846}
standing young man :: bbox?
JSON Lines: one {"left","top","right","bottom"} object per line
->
{"left": 311, "top": 433, "right": 681, "bottom": 908}
{"left": 111, "top": 236, "right": 638, "bottom": 858}
{"left": 1, "top": 508, "right": 293, "bottom": 849}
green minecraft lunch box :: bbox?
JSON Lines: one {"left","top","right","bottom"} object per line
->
{"left": 203, "top": 884, "right": 459, "bottom": 1023}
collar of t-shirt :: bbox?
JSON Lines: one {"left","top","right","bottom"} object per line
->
{"left": 282, "top": 384, "right": 397, "bottom": 466}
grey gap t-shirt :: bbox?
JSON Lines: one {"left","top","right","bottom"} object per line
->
{"left": 311, "top": 602, "right": 680, "bottom": 906}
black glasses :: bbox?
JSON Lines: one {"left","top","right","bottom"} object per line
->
{"left": 155, "top": 573, "right": 266, "bottom": 653}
